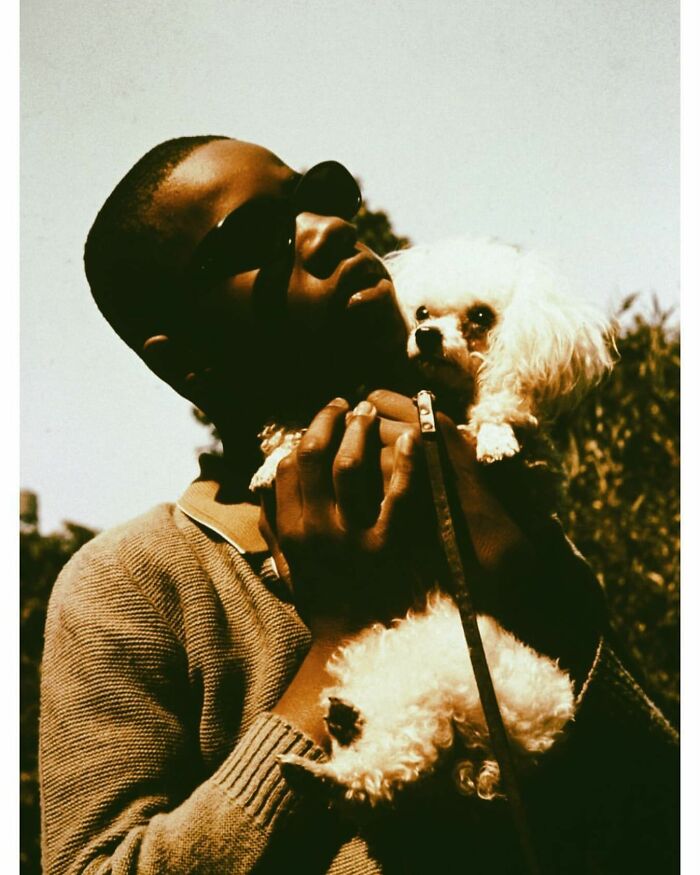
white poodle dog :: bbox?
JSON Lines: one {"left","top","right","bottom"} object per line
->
{"left": 386, "top": 236, "right": 614, "bottom": 463}
{"left": 281, "top": 593, "right": 577, "bottom": 806}
{"left": 259, "top": 236, "right": 615, "bottom": 807}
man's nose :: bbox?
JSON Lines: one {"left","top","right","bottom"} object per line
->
{"left": 415, "top": 325, "right": 443, "bottom": 356}
{"left": 295, "top": 211, "right": 358, "bottom": 278}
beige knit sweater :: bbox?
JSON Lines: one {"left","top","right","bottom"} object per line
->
{"left": 40, "top": 503, "right": 679, "bottom": 874}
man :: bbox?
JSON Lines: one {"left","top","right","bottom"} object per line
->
{"left": 40, "top": 135, "right": 678, "bottom": 873}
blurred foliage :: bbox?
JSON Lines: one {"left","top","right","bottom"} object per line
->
{"left": 552, "top": 296, "right": 680, "bottom": 724}
{"left": 20, "top": 503, "right": 97, "bottom": 875}
{"left": 353, "top": 199, "right": 411, "bottom": 257}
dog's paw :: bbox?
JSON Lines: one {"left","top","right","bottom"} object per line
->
{"left": 475, "top": 423, "right": 521, "bottom": 463}
{"left": 249, "top": 428, "right": 305, "bottom": 492}
{"left": 249, "top": 446, "right": 289, "bottom": 491}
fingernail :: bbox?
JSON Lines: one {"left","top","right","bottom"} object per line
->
{"left": 354, "top": 400, "right": 375, "bottom": 416}
{"left": 329, "top": 397, "right": 349, "bottom": 409}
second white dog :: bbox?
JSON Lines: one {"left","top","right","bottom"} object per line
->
{"left": 281, "top": 592, "right": 576, "bottom": 805}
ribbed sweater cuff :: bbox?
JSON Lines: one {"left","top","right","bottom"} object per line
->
{"left": 212, "top": 712, "right": 327, "bottom": 828}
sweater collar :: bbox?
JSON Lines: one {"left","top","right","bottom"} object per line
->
{"left": 177, "top": 454, "right": 268, "bottom": 555}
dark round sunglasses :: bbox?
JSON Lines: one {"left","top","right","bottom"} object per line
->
{"left": 187, "top": 160, "right": 362, "bottom": 292}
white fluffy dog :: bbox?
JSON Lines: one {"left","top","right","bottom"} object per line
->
{"left": 386, "top": 236, "right": 613, "bottom": 463}
{"left": 265, "top": 236, "right": 615, "bottom": 807}
{"left": 281, "top": 594, "right": 577, "bottom": 805}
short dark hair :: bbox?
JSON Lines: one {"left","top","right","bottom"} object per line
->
{"left": 84, "top": 135, "right": 229, "bottom": 351}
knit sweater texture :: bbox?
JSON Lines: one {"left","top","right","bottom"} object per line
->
{"left": 40, "top": 503, "right": 679, "bottom": 874}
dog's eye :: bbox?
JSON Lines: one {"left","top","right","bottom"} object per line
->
{"left": 415, "top": 306, "right": 430, "bottom": 322}
{"left": 466, "top": 305, "right": 496, "bottom": 329}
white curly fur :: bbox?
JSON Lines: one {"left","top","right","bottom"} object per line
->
{"left": 281, "top": 592, "right": 575, "bottom": 805}
{"left": 385, "top": 236, "right": 615, "bottom": 462}
{"left": 248, "top": 424, "right": 305, "bottom": 491}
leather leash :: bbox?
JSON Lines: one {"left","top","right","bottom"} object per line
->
{"left": 415, "top": 390, "right": 542, "bottom": 875}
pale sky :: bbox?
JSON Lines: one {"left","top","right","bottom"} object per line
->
{"left": 20, "top": 0, "right": 679, "bottom": 534}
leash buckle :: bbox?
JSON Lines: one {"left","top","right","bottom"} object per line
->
{"left": 414, "top": 389, "right": 437, "bottom": 435}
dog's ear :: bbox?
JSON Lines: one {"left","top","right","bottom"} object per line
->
{"left": 478, "top": 255, "right": 616, "bottom": 418}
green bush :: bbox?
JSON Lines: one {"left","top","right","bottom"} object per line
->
{"left": 20, "top": 515, "right": 98, "bottom": 875}
{"left": 553, "top": 298, "right": 680, "bottom": 724}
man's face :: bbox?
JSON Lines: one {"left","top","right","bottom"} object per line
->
{"left": 152, "top": 139, "right": 410, "bottom": 420}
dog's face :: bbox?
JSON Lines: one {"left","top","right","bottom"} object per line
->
{"left": 405, "top": 298, "right": 499, "bottom": 400}
{"left": 386, "top": 236, "right": 615, "bottom": 425}
{"left": 387, "top": 237, "right": 522, "bottom": 409}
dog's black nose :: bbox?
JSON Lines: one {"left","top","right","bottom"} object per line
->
{"left": 326, "top": 697, "right": 363, "bottom": 747}
{"left": 415, "top": 325, "right": 443, "bottom": 356}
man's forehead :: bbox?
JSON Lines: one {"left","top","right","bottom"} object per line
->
{"left": 154, "top": 139, "right": 297, "bottom": 238}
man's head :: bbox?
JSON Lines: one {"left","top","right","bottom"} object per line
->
{"left": 85, "top": 136, "right": 409, "bottom": 434}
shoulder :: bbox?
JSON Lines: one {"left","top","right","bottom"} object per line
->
{"left": 62, "top": 502, "right": 188, "bottom": 565}
{"left": 55, "top": 501, "right": 227, "bottom": 579}
{"left": 48, "top": 503, "right": 224, "bottom": 641}
{"left": 53, "top": 505, "right": 182, "bottom": 595}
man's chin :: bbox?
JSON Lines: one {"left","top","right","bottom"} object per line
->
{"left": 267, "top": 336, "right": 416, "bottom": 421}
{"left": 333, "top": 322, "right": 414, "bottom": 397}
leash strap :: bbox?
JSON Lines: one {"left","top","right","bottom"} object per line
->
{"left": 415, "top": 390, "right": 542, "bottom": 875}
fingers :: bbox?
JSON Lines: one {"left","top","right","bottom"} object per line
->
{"left": 269, "top": 396, "right": 432, "bottom": 626}
{"left": 297, "top": 398, "right": 349, "bottom": 532}
{"left": 372, "top": 430, "right": 418, "bottom": 546}
{"left": 258, "top": 491, "right": 294, "bottom": 588}
{"left": 276, "top": 394, "right": 422, "bottom": 565}
{"left": 379, "top": 445, "right": 395, "bottom": 492}
{"left": 275, "top": 449, "right": 303, "bottom": 542}
{"left": 367, "top": 389, "right": 417, "bottom": 423}
{"left": 258, "top": 488, "right": 277, "bottom": 543}
{"left": 368, "top": 390, "right": 420, "bottom": 460}
{"left": 378, "top": 416, "right": 420, "bottom": 448}
{"left": 333, "top": 401, "right": 381, "bottom": 530}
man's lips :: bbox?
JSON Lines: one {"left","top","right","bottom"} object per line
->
{"left": 335, "top": 252, "right": 393, "bottom": 308}
{"left": 346, "top": 278, "right": 394, "bottom": 308}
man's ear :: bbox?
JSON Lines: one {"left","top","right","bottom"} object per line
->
{"left": 141, "top": 334, "right": 208, "bottom": 400}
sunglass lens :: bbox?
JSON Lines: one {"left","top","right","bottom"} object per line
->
{"left": 204, "top": 199, "right": 293, "bottom": 280}
{"left": 295, "top": 161, "right": 362, "bottom": 220}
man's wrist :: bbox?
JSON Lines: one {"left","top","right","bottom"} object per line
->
{"left": 272, "top": 629, "right": 360, "bottom": 748}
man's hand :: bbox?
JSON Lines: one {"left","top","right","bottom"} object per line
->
{"left": 260, "top": 397, "right": 422, "bottom": 640}
{"left": 267, "top": 390, "right": 604, "bottom": 745}
{"left": 368, "top": 390, "right": 606, "bottom": 681}
{"left": 369, "top": 390, "right": 527, "bottom": 572}
{"left": 263, "top": 396, "right": 428, "bottom": 746}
